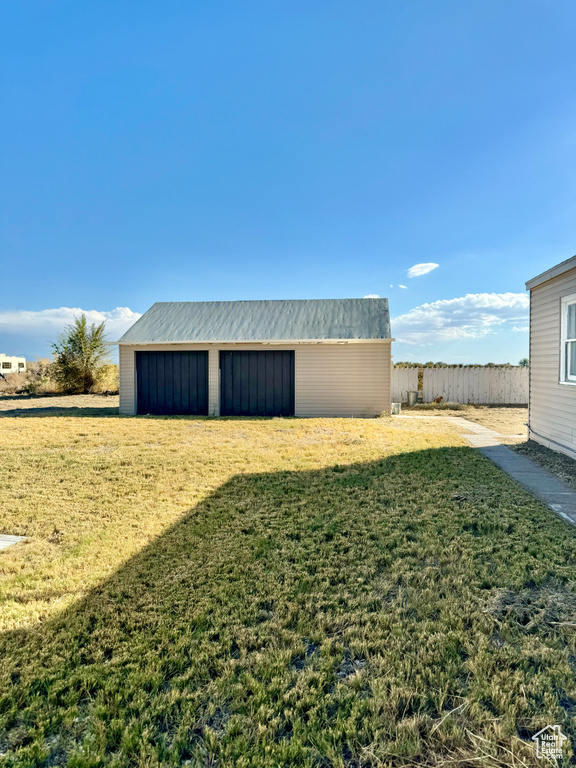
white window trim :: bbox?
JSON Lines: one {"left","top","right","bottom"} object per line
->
{"left": 560, "top": 293, "right": 576, "bottom": 385}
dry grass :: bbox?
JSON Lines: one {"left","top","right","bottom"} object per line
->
{"left": 0, "top": 362, "right": 119, "bottom": 396}
{"left": 0, "top": 393, "right": 119, "bottom": 415}
{"left": 0, "top": 406, "right": 574, "bottom": 766}
{"left": 408, "top": 406, "right": 528, "bottom": 437}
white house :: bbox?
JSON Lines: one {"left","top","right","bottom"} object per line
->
{"left": 526, "top": 255, "right": 576, "bottom": 458}
{"left": 0, "top": 354, "right": 26, "bottom": 375}
{"left": 117, "top": 298, "right": 392, "bottom": 417}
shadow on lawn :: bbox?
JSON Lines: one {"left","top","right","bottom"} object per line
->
{"left": 1, "top": 448, "right": 576, "bottom": 767}
{"left": 0, "top": 405, "right": 121, "bottom": 418}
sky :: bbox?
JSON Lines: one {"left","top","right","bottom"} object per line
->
{"left": 1, "top": 1, "right": 575, "bottom": 363}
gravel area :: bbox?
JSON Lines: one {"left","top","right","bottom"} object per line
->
{"left": 512, "top": 440, "right": 576, "bottom": 491}
{"left": 0, "top": 393, "right": 119, "bottom": 417}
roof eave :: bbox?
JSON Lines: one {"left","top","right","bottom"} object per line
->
{"left": 526, "top": 255, "right": 576, "bottom": 290}
{"left": 115, "top": 337, "right": 393, "bottom": 345}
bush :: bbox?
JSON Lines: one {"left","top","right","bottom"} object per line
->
{"left": 91, "top": 364, "right": 119, "bottom": 394}
{"left": 0, "top": 359, "right": 58, "bottom": 396}
{"left": 52, "top": 315, "right": 111, "bottom": 394}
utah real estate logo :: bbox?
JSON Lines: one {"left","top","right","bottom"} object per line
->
{"left": 532, "top": 725, "right": 567, "bottom": 760}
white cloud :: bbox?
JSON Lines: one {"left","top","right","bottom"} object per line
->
{"left": 0, "top": 307, "right": 141, "bottom": 341}
{"left": 407, "top": 262, "right": 439, "bottom": 278}
{"left": 398, "top": 284, "right": 408, "bottom": 289}
{"left": 363, "top": 294, "right": 380, "bottom": 298}
{"left": 513, "top": 326, "right": 529, "bottom": 332}
{"left": 392, "top": 292, "right": 529, "bottom": 345}
{"left": 389, "top": 284, "right": 394, "bottom": 288}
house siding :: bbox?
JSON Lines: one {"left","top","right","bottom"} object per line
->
{"left": 119, "top": 342, "right": 391, "bottom": 418}
{"left": 529, "top": 267, "right": 576, "bottom": 458}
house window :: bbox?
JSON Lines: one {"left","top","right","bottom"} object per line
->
{"left": 18, "top": 362, "right": 24, "bottom": 368}
{"left": 561, "top": 294, "right": 576, "bottom": 382}
{"left": 1, "top": 362, "right": 11, "bottom": 369}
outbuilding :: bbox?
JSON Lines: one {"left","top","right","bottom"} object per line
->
{"left": 117, "top": 298, "right": 392, "bottom": 417}
{"left": 526, "top": 255, "right": 576, "bottom": 458}
{"left": 0, "top": 354, "right": 26, "bottom": 374}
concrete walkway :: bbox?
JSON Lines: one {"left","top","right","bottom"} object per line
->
{"left": 399, "top": 414, "right": 576, "bottom": 527}
{"left": 0, "top": 534, "right": 25, "bottom": 551}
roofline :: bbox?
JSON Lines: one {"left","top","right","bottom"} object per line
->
{"left": 148, "top": 297, "right": 390, "bottom": 305}
{"left": 526, "top": 255, "right": 576, "bottom": 290}
{"left": 114, "top": 338, "right": 394, "bottom": 345}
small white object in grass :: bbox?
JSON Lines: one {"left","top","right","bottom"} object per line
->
{"left": 0, "top": 534, "right": 26, "bottom": 551}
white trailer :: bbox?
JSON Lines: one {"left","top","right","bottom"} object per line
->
{"left": 0, "top": 354, "right": 26, "bottom": 375}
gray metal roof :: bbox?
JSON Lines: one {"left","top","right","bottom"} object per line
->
{"left": 118, "top": 299, "right": 390, "bottom": 343}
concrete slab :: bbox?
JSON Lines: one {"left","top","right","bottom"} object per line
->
{"left": 0, "top": 534, "right": 25, "bottom": 551}
{"left": 440, "top": 417, "right": 500, "bottom": 435}
{"left": 464, "top": 434, "right": 501, "bottom": 448}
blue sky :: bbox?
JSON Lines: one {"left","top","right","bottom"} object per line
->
{"left": 1, "top": 1, "right": 575, "bottom": 362}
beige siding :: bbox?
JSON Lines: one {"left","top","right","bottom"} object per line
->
{"left": 529, "top": 268, "right": 576, "bottom": 457}
{"left": 119, "top": 345, "right": 136, "bottom": 415}
{"left": 118, "top": 342, "right": 391, "bottom": 417}
{"left": 208, "top": 348, "right": 219, "bottom": 416}
{"left": 294, "top": 343, "right": 390, "bottom": 416}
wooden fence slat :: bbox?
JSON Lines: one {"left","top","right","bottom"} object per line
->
{"left": 419, "top": 367, "right": 528, "bottom": 405}
{"left": 391, "top": 368, "right": 419, "bottom": 402}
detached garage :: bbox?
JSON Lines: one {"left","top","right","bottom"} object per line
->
{"left": 117, "top": 299, "right": 392, "bottom": 418}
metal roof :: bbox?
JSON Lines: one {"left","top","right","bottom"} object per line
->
{"left": 118, "top": 298, "right": 391, "bottom": 343}
{"left": 526, "top": 255, "right": 576, "bottom": 290}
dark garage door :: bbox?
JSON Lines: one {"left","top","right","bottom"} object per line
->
{"left": 220, "top": 350, "right": 295, "bottom": 417}
{"left": 136, "top": 351, "right": 208, "bottom": 415}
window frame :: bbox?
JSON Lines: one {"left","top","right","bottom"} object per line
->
{"left": 560, "top": 293, "right": 576, "bottom": 384}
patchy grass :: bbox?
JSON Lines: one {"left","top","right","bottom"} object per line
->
{"left": 409, "top": 406, "right": 528, "bottom": 437}
{"left": 0, "top": 412, "right": 575, "bottom": 766}
{"left": 409, "top": 402, "right": 470, "bottom": 412}
{"left": 514, "top": 440, "right": 576, "bottom": 491}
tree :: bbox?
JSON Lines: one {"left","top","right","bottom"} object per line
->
{"left": 52, "top": 314, "right": 110, "bottom": 394}
{"left": 519, "top": 358, "right": 529, "bottom": 367}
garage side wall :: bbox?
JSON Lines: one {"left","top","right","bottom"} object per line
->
{"left": 119, "top": 345, "right": 136, "bottom": 415}
{"left": 529, "top": 267, "right": 576, "bottom": 458}
{"left": 119, "top": 342, "right": 391, "bottom": 417}
{"left": 295, "top": 343, "right": 390, "bottom": 417}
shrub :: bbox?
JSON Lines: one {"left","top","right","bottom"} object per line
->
{"left": 51, "top": 315, "right": 111, "bottom": 394}
{"left": 91, "top": 364, "right": 119, "bottom": 394}
{"left": 0, "top": 359, "right": 58, "bottom": 396}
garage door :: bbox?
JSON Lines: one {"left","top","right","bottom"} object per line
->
{"left": 220, "top": 350, "right": 295, "bottom": 416}
{"left": 136, "top": 351, "right": 208, "bottom": 415}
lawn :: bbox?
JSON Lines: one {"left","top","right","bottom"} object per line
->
{"left": 409, "top": 405, "right": 528, "bottom": 437}
{"left": 0, "top": 407, "right": 575, "bottom": 767}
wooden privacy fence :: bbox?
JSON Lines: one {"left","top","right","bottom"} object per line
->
{"left": 391, "top": 367, "right": 419, "bottom": 402}
{"left": 422, "top": 367, "right": 528, "bottom": 405}
{"left": 392, "top": 367, "right": 529, "bottom": 404}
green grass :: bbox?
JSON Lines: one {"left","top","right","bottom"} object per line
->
{"left": 0, "top": 414, "right": 575, "bottom": 766}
